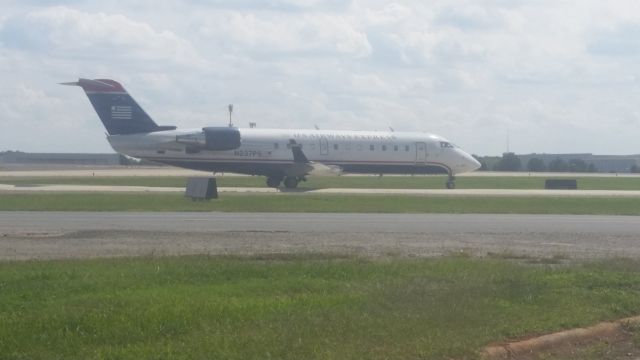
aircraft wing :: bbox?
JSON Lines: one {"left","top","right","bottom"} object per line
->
{"left": 286, "top": 139, "right": 342, "bottom": 177}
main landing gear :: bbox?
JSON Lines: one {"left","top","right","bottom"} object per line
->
{"left": 283, "top": 177, "right": 300, "bottom": 189}
{"left": 266, "top": 176, "right": 282, "bottom": 188}
{"left": 446, "top": 174, "right": 456, "bottom": 189}
{"left": 266, "top": 176, "right": 304, "bottom": 189}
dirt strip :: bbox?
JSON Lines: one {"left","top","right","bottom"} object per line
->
{"left": 481, "top": 315, "right": 640, "bottom": 359}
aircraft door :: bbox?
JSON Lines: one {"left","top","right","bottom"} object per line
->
{"left": 320, "top": 137, "right": 329, "bottom": 155}
{"left": 415, "top": 142, "right": 427, "bottom": 164}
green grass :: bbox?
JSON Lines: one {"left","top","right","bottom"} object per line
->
{"left": 1, "top": 193, "right": 640, "bottom": 214}
{"left": 2, "top": 175, "right": 640, "bottom": 190}
{"left": 1, "top": 255, "right": 640, "bottom": 359}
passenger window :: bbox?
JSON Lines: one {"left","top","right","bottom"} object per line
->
{"left": 370, "top": 145, "right": 375, "bottom": 151}
{"left": 357, "top": 144, "right": 363, "bottom": 151}
{"left": 394, "top": 145, "right": 398, "bottom": 151}
{"left": 274, "top": 143, "right": 279, "bottom": 149}
{"left": 382, "top": 145, "right": 387, "bottom": 151}
{"left": 405, "top": 145, "right": 410, "bottom": 151}
{"left": 334, "top": 144, "right": 338, "bottom": 150}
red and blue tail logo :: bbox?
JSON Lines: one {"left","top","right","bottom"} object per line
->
{"left": 62, "top": 78, "right": 175, "bottom": 135}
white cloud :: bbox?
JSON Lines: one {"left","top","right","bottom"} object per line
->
{"left": 199, "top": 12, "right": 371, "bottom": 58}
{"left": 0, "top": 81, "right": 102, "bottom": 152}
{"left": 435, "top": 4, "right": 505, "bottom": 30}
{"left": 3, "top": 6, "right": 206, "bottom": 68}
{"left": 1, "top": 1, "right": 640, "bottom": 155}
{"left": 365, "top": 3, "right": 412, "bottom": 26}
{"left": 588, "top": 22, "right": 640, "bottom": 57}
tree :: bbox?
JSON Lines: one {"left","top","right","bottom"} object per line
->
{"left": 526, "top": 158, "right": 546, "bottom": 172}
{"left": 479, "top": 156, "right": 501, "bottom": 171}
{"left": 568, "top": 159, "right": 588, "bottom": 172}
{"left": 472, "top": 154, "right": 488, "bottom": 171}
{"left": 548, "top": 157, "right": 568, "bottom": 172}
{"left": 494, "top": 152, "right": 521, "bottom": 171}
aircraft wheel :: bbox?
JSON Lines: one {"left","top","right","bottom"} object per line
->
{"left": 446, "top": 180, "right": 456, "bottom": 189}
{"left": 266, "top": 176, "right": 282, "bottom": 188}
{"left": 283, "top": 177, "right": 299, "bottom": 189}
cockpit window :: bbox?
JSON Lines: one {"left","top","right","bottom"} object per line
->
{"left": 440, "top": 141, "right": 454, "bottom": 149}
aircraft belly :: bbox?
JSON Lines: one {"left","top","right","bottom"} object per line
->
{"left": 339, "top": 163, "right": 449, "bottom": 175}
{"left": 146, "top": 156, "right": 450, "bottom": 176}
{"left": 151, "top": 159, "right": 291, "bottom": 177}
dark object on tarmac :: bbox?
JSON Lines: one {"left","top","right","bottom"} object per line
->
{"left": 185, "top": 177, "right": 218, "bottom": 200}
{"left": 545, "top": 179, "right": 578, "bottom": 190}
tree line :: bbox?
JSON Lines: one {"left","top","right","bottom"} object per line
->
{"left": 472, "top": 153, "right": 601, "bottom": 172}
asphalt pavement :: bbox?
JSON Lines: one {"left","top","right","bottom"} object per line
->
{"left": 1, "top": 212, "right": 639, "bottom": 234}
{"left": 1, "top": 212, "right": 639, "bottom": 260}
{"left": 3, "top": 183, "right": 640, "bottom": 197}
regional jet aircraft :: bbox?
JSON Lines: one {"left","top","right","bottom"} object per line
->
{"left": 63, "top": 78, "right": 480, "bottom": 188}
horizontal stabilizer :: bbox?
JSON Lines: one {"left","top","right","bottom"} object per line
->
{"left": 60, "top": 78, "right": 125, "bottom": 92}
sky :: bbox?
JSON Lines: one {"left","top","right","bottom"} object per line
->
{"left": 1, "top": 0, "right": 640, "bottom": 156}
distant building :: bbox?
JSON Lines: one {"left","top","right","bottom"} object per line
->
{"left": 518, "top": 153, "right": 640, "bottom": 173}
{"left": 0, "top": 152, "right": 122, "bottom": 166}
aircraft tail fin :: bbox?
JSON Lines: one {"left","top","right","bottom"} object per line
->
{"left": 61, "top": 78, "right": 176, "bottom": 135}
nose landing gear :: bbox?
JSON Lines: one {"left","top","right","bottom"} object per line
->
{"left": 446, "top": 175, "right": 456, "bottom": 189}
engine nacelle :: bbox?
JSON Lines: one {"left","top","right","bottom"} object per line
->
{"left": 203, "top": 127, "right": 241, "bottom": 151}
{"left": 176, "top": 127, "right": 241, "bottom": 152}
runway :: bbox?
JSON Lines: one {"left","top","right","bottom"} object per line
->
{"left": 3, "top": 166, "right": 640, "bottom": 197}
{"left": 2, "top": 183, "right": 640, "bottom": 197}
{"left": 2, "top": 166, "right": 640, "bottom": 178}
{"left": 3, "top": 212, "right": 640, "bottom": 234}
{"left": 1, "top": 212, "right": 639, "bottom": 260}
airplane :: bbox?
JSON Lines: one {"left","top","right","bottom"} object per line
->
{"left": 62, "top": 78, "right": 481, "bottom": 189}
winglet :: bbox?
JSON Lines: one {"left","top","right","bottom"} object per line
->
{"left": 59, "top": 81, "right": 80, "bottom": 86}
{"left": 289, "top": 139, "right": 309, "bottom": 163}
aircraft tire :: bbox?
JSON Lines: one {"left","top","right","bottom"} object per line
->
{"left": 266, "top": 176, "right": 282, "bottom": 188}
{"left": 283, "top": 177, "right": 299, "bottom": 189}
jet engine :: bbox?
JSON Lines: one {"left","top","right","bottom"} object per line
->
{"left": 176, "top": 127, "right": 241, "bottom": 153}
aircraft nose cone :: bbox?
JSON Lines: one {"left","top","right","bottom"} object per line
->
{"left": 455, "top": 150, "right": 481, "bottom": 173}
{"left": 469, "top": 156, "right": 481, "bottom": 171}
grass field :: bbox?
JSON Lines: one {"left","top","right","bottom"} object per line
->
{"left": 1, "top": 192, "right": 640, "bottom": 214}
{"left": 1, "top": 255, "right": 640, "bottom": 359}
{"left": 2, "top": 175, "right": 640, "bottom": 190}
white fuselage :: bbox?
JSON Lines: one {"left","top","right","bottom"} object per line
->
{"left": 107, "top": 127, "right": 481, "bottom": 177}
{"left": 64, "top": 77, "right": 480, "bottom": 188}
